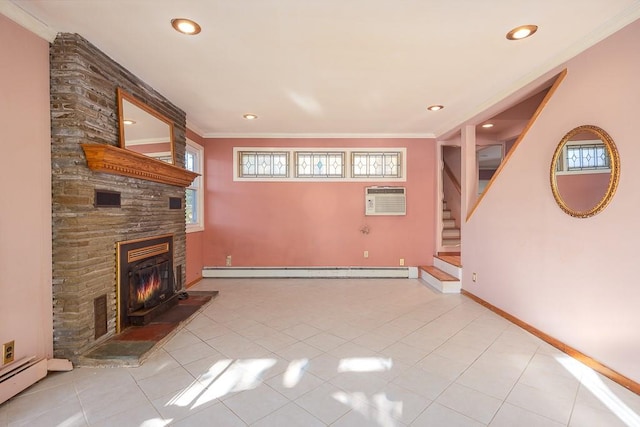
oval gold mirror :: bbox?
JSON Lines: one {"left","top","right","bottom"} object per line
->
{"left": 117, "top": 88, "right": 175, "bottom": 164}
{"left": 550, "top": 125, "right": 620, "bottom": 218}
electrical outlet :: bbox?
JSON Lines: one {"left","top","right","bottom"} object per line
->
{"left": 399, "top": 258, "right": 405, "bottom": 266}
{"left": 472, "top": 272, "right": 477, "bottom": 282}
{"left": 2, "top": 340, "right": 15, "bottom": 365}
{"left": 226, "top": 255, "right": 232, "bottom": 267}
{"left": 364, "top": 250, "right": 369, "bottom": 258}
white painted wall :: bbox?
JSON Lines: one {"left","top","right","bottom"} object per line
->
{"left": 463, "top": 19, "right": 640, "bottom": 383}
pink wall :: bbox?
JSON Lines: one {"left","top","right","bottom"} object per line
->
{"left": 201, "top": 138, "right": 436, "bottom": 267}
{"left": 185, "top": 129, "right": 205, "bottom": 286}
{"left": 463, "top": 19, "right": 640, "bottom": 383}
{"left": 0, "top": 15, "right": 53, "bottom": 362}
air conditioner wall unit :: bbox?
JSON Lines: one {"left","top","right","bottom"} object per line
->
{"left": 365, "top": 186, "right": 406, "bottom": 216}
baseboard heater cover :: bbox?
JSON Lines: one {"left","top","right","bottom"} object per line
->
{"left": 203, "top": 266, "right": 419, "bottom": 279}
{"left": 0, "top": 357, "right": 47, "bottom": 405}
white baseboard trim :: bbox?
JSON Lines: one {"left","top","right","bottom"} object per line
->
{"left": 203, "top": 266, "right": 419, "bottom": 279}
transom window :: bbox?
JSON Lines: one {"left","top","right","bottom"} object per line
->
{"left": 296, "top": 152, "right": 345, "bottom": 178}
{"left": 239, "top": 151, "right": 289, "bottom": 178}
{"left": 233, "top": 147, "right": 406, "bottom": 182}
{"left": 352, "top": 152, "right": 402, "bottom": 178}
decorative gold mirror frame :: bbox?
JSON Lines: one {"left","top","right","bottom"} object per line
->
{"left": 550, "top": 125, "right": 620, "bottom": 218}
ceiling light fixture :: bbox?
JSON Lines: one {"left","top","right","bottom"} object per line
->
{"left": 243, "top": 113, "right": 258, "bottom": 120}
{"left": 506, "top": 25, "right": 538, "bottom": 40}
{"left": 481, "top": 123, "right": 494, "bottom": 128}
{"left": 427, "top": 105, "right": 444, "bottom": 111}
{"left": 171, "top": 18, "right": 201, "bottom": 35}
{"left": 123, "top": 119, "right": 136, "bottom": 125}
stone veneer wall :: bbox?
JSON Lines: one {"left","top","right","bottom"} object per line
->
{"left": 50, "top": 33, "right": 188, "bottom": 361}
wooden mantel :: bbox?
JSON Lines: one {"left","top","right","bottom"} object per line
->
{"left": 81, "top": 144, "right": 199, "bottom": 187}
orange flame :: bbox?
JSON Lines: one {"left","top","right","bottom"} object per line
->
{"left": 136, "top": 270, "right": 161, "bottom": 303}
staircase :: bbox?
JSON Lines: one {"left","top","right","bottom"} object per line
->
{"left": 419, "top": 254, "right": 462, "bottom": 293}
{"left": 442, "top": 201, "right": 461, "bottom": 247}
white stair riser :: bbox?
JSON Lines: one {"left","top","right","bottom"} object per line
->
{"left": 442, "top": 239, "right": 461, "bottom": 246}
{"left": 434, "top": 257, "right": 462, "bottom": 279}
{"left": 443, "top": 210, "right": 452, "bottom": 219}
{"left": 443, "top": 219, "right": 455, "bottom": 228}
{"left": 420, "top": 269, "right": 461, "bottom": 293}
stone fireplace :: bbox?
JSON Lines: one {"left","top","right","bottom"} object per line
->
{"left": 50, "top": 33, "right": 192, "bottom": 363}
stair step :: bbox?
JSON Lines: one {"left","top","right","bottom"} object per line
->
{"left": 442, "top": 228, "right": 460, "bottom": 239}
{"left": 420, "top": 266, "right": 457, "bottom": 281}
{"left": 443, "top": 210, "right": 452, "bottom": 219}
{"left": 443, "top": 239, "right": 461, "bottom": 246}
{"left": 419, "top": 266, "right": 461, "bottom": 294}
{"left": 443, "top": 219, "right": 455, "bottom": 228}
{"left": 435, "top": 254, "right": 462, "bottom": 268}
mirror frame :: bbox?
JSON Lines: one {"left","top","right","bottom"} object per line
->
{"left": 550, "top": 124, "right": 620, "bottom": 218}
{"left": 117, "top": 88, "right": 175, "bottom": 164}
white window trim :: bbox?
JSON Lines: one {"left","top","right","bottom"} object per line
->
{"left": 186, "top": 139, "right": 205, "bottom": 233}
{"left": 233, "top": 147, "right": 407, "bottom": 182}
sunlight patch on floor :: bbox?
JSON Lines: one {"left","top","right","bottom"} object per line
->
{"left": 282, "top": 358, "right": 309, "bottom": 388}
{"left": 338, "top": 357, "right": 393, "bottom": 373}
{"left": 332, "top": 390, "right": 402, "bottom": 427}
{"left": 555, "top": 354, "right": 640, "bottom": 426}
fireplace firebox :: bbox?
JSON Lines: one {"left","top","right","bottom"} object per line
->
{"left": 116, "top": 234, "right": 178, "bottom": 331}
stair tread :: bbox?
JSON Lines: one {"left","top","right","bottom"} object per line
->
{"left": 419, "top": 266, "right": 459, "bottom": 281}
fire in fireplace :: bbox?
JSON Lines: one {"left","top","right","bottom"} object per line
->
{"left": 117, "top": 234, "right": 177, "bottom": 331}
{"left": 130, "top": 258, "right": 171, "bottom": 311}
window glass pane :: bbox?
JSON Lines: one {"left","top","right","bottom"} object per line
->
{"left": 186, "top": 188, "right": 197, "bottom": 224}
{"left": 185, "top": 151, "right": 195, "bottom": 172}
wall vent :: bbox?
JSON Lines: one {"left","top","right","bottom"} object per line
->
{"left": 169, "top": 197, "right": 182, "bottom": 209}
{"left": 365, "top": 187, "right": 406, "bottom": 215}
{"left": 95, "top": 190, "right": 121, "bottom": 207}
{"left": 94, "top": 295, "right": 107, "bottom": 339}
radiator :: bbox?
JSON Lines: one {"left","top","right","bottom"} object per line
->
{"left": 0, "top": 356, "right": 47, "bottom": 405}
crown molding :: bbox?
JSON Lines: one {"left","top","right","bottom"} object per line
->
{"left": 201, "top": 132, "right": 436, "bottom": 139}
{"left": 0, "top": 0, "right": 57, "bottom": 42}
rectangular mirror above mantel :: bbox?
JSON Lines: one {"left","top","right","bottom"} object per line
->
{"left": 81, "top": 88, "right": 198, "bottom": 187}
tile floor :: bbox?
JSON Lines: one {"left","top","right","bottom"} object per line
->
{"left": 1, "top": 278, "right": 639, "bottom": 426}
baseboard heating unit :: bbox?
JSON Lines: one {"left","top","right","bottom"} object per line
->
{"left": 0, "top": 356, "right": 47, "bottom": 405}
{"left": 203, "top": 266, "right": 419, "bottom": 279}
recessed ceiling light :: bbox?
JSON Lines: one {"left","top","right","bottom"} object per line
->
{"left": 427, "top": 105, "right": 444, "bottom": 111}
{"left": 171, "top": 18, "right": 201, "bottom": 35}
{"left": 123, "top": 119, "right": 136, "bottom": 125}
{"left": 506, "top": 25, "right": 538, "bottom": 40}
{"left": 243, "top": 113, "right": 258, "bottom": 120}
{"left": 481, "top": 123, "right": 494, "bottom": 128}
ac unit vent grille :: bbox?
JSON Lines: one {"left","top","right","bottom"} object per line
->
{"left": 365, "top": 187, "right": 406, "bottom": 216}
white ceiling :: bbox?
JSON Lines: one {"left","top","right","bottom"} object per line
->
{"left": 5, "top": 0, "right": 640, "bottom": 138}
